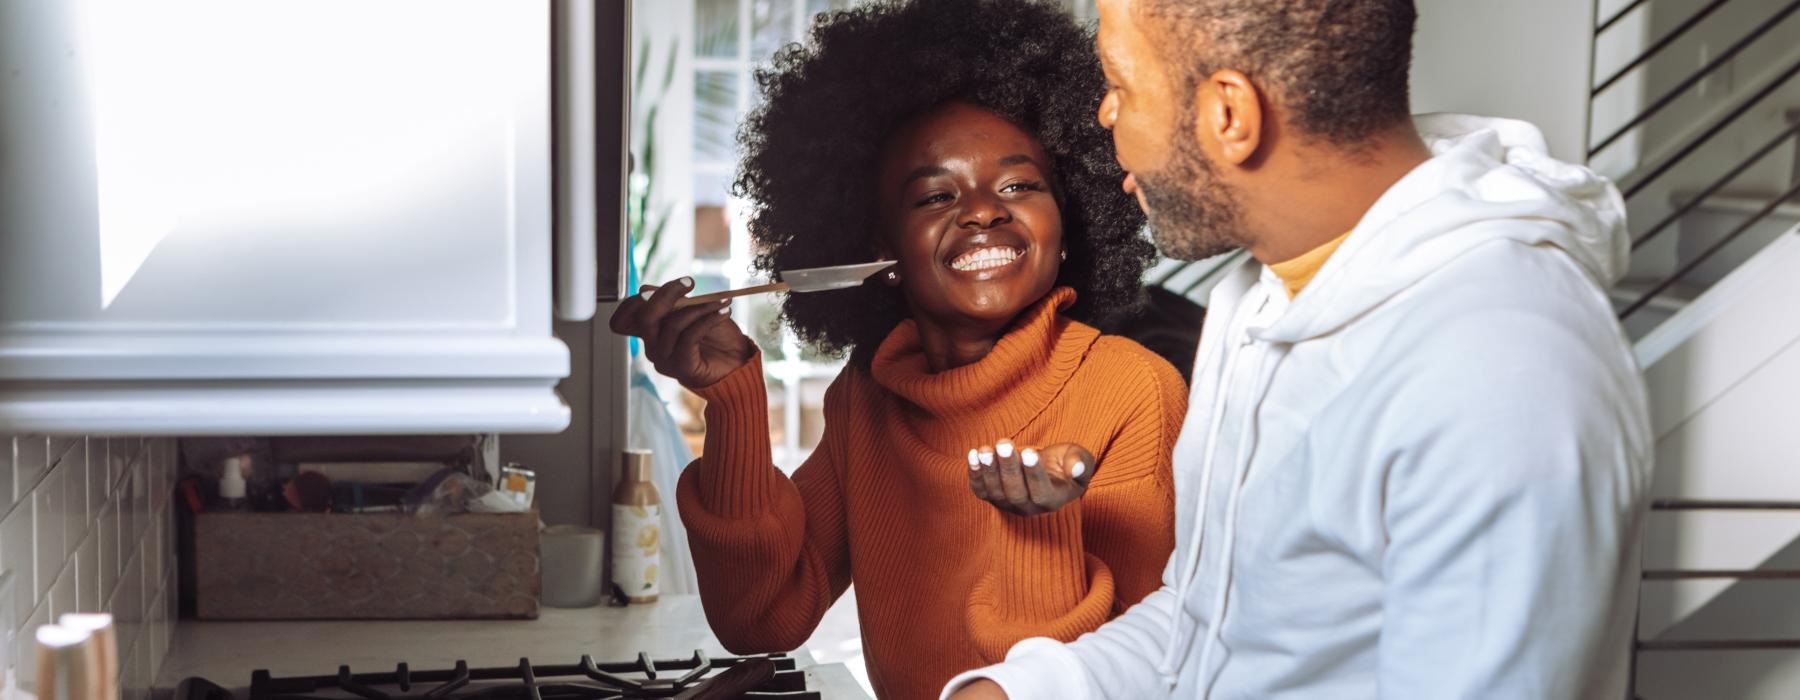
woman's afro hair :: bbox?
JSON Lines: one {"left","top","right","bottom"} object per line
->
{"left": 733, "top": 0, "right": 1154, "bottom": 362}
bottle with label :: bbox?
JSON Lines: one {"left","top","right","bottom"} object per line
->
{"left": 611, "top": 449, "right": 661, "bottom": 604}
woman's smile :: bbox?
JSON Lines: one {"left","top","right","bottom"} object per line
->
{"left": 949, "top": 245, "right": 1024, "bottom": 272}
{"left": 944, "top": 228, "right": 1033, "bottom": 278}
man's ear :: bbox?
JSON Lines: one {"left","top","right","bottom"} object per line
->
{"left": 1192, "top": 68, "right": 1264, "bottom": 167}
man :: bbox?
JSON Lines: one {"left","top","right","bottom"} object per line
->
{"left": 944, "top": 0, "right": 1653, "bottom": 697}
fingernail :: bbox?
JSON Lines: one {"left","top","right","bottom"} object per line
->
{"left": 967, "top": 449, "right": 980, "bottom": 469}
{"left": 679, "top": 277, "right": 694, "bottom": 287}
{"left": 1021, "top": 448, "right": 1039, "bottom": 467}
{"left": 978, "top": 449, "right": 994, "bottom": 466}
{"left": 1070, "top": 460, "right": 1087, "bottom": 479}
{"left": 718, "top": 305, "right": 730, "bottom": 315}
{"left": 995, "top": 440, "right": 1013, "bottom": 459}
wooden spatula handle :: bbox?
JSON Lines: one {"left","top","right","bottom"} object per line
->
{"left": 673, "top": 282, "right": 791, "bottom": 308}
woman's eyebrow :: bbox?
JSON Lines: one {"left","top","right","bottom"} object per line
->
{"left": 999, "top": 154, "right": 1041, "bottom": 168}
{"left": 902, "top": 165, "right": 951, "bottom": 187}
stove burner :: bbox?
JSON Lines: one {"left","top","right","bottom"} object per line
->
{"left": 177, "top": 652, "right": 819, "bottom": 700}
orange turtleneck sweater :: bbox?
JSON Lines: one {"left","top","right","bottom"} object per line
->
{"left": 676, "top": 288, "right": 1184, "bottom": 699}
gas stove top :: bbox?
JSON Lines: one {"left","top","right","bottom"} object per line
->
{"left": 175, "top": 651, "right": 820, "bottom": 700}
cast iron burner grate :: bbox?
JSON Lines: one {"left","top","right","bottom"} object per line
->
{"left": 176, "top": 652, "right": 820, "bottom": 700}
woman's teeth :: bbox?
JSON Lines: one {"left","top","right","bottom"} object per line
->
{"left": 950, "top": 246, "right": 1022, "bottom": 272}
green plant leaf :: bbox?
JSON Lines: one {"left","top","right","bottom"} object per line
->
{"left": 641, "top": 105, "right": 659, "bottom": 177}
{"left": 660, "top": 40, "right": 681, "bottom": 101}
{"left": 640, "top": 201, "right": 674, "bottom": 279}
{"left": 632, "top": 41, "right": 651, "bottom": 96}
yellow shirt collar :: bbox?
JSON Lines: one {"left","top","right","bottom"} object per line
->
{"left": 1267, "top": 230, "right": 1352, "bottom": 298}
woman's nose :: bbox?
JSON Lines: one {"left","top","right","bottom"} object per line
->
{"left": 959, "top": 192, "right": 1011, "bottom": 229}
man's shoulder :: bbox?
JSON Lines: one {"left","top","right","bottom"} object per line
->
{"left": 1353, "top": 238, "right": 1642, "bottom": 411}
{"left": 1379, "top": 238, "right": 1622, "bottom": 354}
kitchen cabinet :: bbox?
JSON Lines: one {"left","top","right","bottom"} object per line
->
{"left": 0, "top": 0, "right": 630, "bottom": 436}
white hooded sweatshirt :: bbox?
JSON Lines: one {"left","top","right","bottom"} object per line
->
{"left": 945, "top": 114, "right": 1654, "bottom": 699}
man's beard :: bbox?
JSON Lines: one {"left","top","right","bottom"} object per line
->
{"left": 1135, "top": 128, "right": 1247, "bottom": 262}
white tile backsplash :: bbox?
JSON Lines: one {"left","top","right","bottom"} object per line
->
{"left": 128, "top": 464, "right": 149, "bottom": 555}
{"left": 97, "top": 501, "right": 117, "bottom": 608}
{"left": 0, "top": 572, "right": 16, "bottom": 691}
{"left": 144, "top": 508, "right": 164, "bottom": 594}
{"left": 64, "top": 441, "right": 90, "bottom": 557}
{"left": 148, "top": 574, "right": 169, "bottom": 687}
{"left": 48, "top": 559, "right": 73, "bottom": 621}
{"left": 2, "top": 497, "right": 33, "bottom": 625}
{"left": 0, "top": 439, "right": 15, "bottom": 514}
{"left": 14, "top": 437, "right": 47, "bottom": 496}
{"left": 19, "top": 598, "right": 48, "bottom": 689}
{"left": 34, "top": 467, "right": 63, "bottom": 601}
{"left": 0, "top": 436, "right": 176, "bottom": 700}
{"left": 76, "top": 531, "right": 99, "bottom": 614}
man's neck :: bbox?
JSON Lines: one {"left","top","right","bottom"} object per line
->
{"left": 1244, "top": 123, "right": 1433, "bottom": 266}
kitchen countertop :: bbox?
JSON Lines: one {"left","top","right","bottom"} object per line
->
{"left": 158, "top": 595, "right": 870, "bottom": 699}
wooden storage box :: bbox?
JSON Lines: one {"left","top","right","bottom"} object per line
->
{"left": 194, "top": 511, "right": 540, "bottom": 620}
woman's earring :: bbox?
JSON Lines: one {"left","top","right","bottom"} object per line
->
{"left": 1059, "top": 249, "right": 1068, "bottom": 262}
{"left": 884, "top": 269, "right": 900, "bottom": 285}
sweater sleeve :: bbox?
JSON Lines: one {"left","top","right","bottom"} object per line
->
{"left": 963, "top": 352, "right": 1185, "bottom": 662}
{"left": 675, "top": 353, "right": 853, "bottom": 654}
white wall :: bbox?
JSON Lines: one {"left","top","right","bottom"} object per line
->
{"left": 1634, "top": 227, "right": 1800, "bottom": 698}
{"left": 1411, "top": 0, "right": 1597, "bottom": 163}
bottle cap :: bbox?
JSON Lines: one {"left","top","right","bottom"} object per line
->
{"left": 220, "top": 457, "right": 247, "bottom": 499}
{"left": 622, "top": 449, "right": 653, "bottom": 483}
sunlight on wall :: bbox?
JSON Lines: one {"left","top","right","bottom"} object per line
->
{"left": 75, "top": 0, "right": 530, "bottom": 309}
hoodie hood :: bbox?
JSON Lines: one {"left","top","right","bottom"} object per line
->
{"left": 1255, "top": 113, "right": 1629, "bottom": 344}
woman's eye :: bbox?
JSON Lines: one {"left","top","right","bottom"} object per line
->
{"left": 1002, "top": 181, "right": 1045, "bottom": 193}
{"left": 915, "top": 192, "right": 953, "bottom": 207}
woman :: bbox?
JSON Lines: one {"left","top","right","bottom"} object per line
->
{"left": 610, "top": 1, "right": 1184, "bottom": 696}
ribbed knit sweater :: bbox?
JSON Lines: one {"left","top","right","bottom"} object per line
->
{"left": 676, "top": 287, "right": 1184, "bottom": 699}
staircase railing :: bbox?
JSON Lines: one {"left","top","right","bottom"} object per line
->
{"left": 1150, "top": 249, "right": 1248, "bottom": 304}
{"left": 1598, "top": 3, "right": 1800, "bottom": 695}
{"left": 1597, "top": 0, "right": 1800, "bottom": 323}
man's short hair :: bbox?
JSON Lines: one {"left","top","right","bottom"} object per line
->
{"left": 1135, "top": 0, "right": 1417, "bottom": 146}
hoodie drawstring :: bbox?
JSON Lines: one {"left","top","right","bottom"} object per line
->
{"left": 1160, "top": 286, "right": 1283, "bottom": 694}
{"left": 1193, "top": 343, "right": 1282, "bottom": 696}
{"left": 1157, "top": 332, "right": 1245, "bottom": 686}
